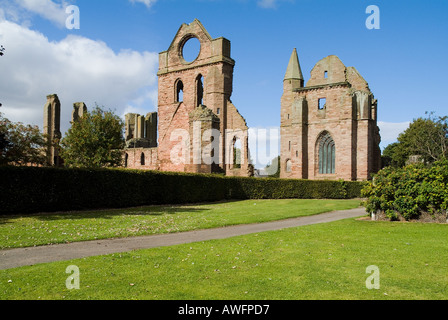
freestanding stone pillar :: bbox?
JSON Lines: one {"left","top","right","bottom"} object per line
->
{"left": 72, "top": 102, "right": 87, "bottom": 123}
{"left": 43, "top": 94, "right": 62, "bottom": 166}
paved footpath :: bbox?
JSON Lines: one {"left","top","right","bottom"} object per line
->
{"left": 0, "top": 208, "right": 366, "bottom": 270}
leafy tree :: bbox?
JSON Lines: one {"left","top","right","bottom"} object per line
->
{"left": 381, "top": 142, "right": 407, "bottom": 168}
{"left": 399, "top": 114, "right": 447, "bottom": 163}
{"left": 0, "top": 112, "right": 47, "bottom": 166}
{"left": 61, "top": 106, "right": 125, "bottom": 168}
{"left": 0, "top": 123, "right": 11, "bottom": 163}
{"left": 383, "top": 113, "right": 448, "bottom": 167}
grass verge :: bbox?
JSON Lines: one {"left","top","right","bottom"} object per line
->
{"left": 1, "top": 218, "right": 447, "bottom": 300}
{"left": 0, "top": 199, "right": 361, "bottom": 249}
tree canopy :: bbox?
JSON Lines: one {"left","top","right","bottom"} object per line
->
{"left": 0, "top": 112, "right": 47, "bottom": 166}
{"left": 60, "top": 106, "right": 125, "bottom": 168}
{"left": 382, "top": 113, "right": 448, "bottom": 168}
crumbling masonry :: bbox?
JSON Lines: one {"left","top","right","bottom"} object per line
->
{"left": 280, "top": 50, "right": 381, "bottom": 181}
{"left": 44, "top": 20, "right": 381, "bottom": 180}
{"left": 123, "top": 19, "right": 252, "bottom": 177}
{"left": 43, "top": 94, "right": 62, "bottom": 166}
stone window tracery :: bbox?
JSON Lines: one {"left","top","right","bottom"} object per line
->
{"left": 318, "top": 131, "right": 335, "bottom": 174}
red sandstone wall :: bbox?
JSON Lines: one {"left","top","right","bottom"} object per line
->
{"left": 281, "top": 55, "right": 381, "bottom": 181}
{"left": 124, "top": 148, "right": 159, "bottom": 170}
{"left": 156, "top": 20, "right": 250, "bottom": 176}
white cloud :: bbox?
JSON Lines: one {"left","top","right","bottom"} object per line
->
{"left": 378, "top": 121, "right": 410, "bottom": 148}
{"left": 0, "top": 20, "right": 159, "bottom": 136}
{"left": 257, "top": 0, "right": 293, "bottom": 9}
{"left": 129, "top": 0, "right": 157, "bottom": 9}
{"left": 14, "top": 0, "right": 72, "bottom": 28}
{"left": 257, "top": 0, "right": 277, "bottom": 8}
{"left": 2, "top": 0, "right": 156, "bottom": 28}
{"left": 0, "top": 1, "right": 28, "bottom": 25}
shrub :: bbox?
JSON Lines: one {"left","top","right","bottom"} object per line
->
{"left": 362, "top": 160, "right": 448, "bottom": 221}
{"left": 0, "top": 166, "right": 364, "bottom": 215}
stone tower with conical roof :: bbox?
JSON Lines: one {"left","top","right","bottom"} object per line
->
{"left": 280, "top": 50, "right": 381, "bottom": 181}
{"left": 284, "top": 48, "right": 304, "bottom": 88}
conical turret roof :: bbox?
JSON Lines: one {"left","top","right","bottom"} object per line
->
{"left": 284, "top": 48, "right": 304, "bottom": 81}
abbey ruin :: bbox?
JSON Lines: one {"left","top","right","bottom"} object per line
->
{"left": 44, "top": 19, "right": 381, "bottom": 181}
{"left": 123, "top": 19, "right": 252, "bottom": 177}
{"left": 280, "top": 50, "right": 381, "bottom": 181}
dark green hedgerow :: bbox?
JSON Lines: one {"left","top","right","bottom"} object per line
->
{"left": 0, "top": 166, "right": 364, "bottom": 215}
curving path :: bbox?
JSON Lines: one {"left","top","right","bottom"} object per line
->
{"left": 0, "top": 207, "right": 366, "bottom": 270}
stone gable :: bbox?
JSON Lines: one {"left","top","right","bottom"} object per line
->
{"left": 280, "top": 50, "right": 381, "bottom": 181}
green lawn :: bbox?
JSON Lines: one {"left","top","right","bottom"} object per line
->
{"left": 0, "top": 199, "right": 361, "bottom": 249}
{"left": 1, "top": 218, "right": 447, "bottom": 300}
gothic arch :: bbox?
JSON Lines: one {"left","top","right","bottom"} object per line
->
{"left": 175, "top": 79, "right": 184, "bottom": 103}
{"left": 195, "top": 74, "right": 204, "bottom": 107}
{"left": 316, "top": 131, "right": 335, "bottom": 174}
{"left": 232, "top": 137, "right": 242, "bottom": 169}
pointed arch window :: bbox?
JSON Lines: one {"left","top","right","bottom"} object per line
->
{"left": 318, "top": 132, "right": 335, "bottom": 174}
{"left": 196, "top": 74, "right": 204, "bottom": 107}
{"left": 175, "top": 79, "right": 184, "bottom": 103}
{"left": 232, "top": 138, "right": 242, "bottom": 169}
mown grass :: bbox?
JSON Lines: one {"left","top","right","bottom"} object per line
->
{"left": 0, "top": 199, "right": 361, "bottom": 249}
{"left": 1, "top": 218, "right": 447, "bottom": 300}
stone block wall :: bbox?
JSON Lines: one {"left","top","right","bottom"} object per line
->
{"left": 124, "top": 147, "right": 159, "bottom": 170}
{"left": 123, "top": 19, "right": 251, "bottom": 176}
{"left": 155, "top": 19, "right": 250, "bottom": 176}
{"left": 280, "top": 53, "right": 381, "bottom": 181}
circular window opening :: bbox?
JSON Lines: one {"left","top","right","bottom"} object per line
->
{"left": 182, "top": 37, "right": 201, "bottom": 63}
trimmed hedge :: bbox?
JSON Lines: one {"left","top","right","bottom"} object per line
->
{"left": 0, "top": 166, "right": 364, "bottom": 215}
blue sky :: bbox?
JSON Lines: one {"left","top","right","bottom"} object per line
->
{"left": 1, "top": 0, "right": 447, "bottom": 159}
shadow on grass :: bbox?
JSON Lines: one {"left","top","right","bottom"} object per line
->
{"left": 0, "top": 200, "right": 248, "bottom": 224}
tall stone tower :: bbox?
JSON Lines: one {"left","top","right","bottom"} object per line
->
{"left": 156, "top": 19, "right": 250, "bottom": 175}
{"left": 43, "top": 94, "right": 62, "bottom": 166}
{"left": 280, "top": 50, "right": 381, "bottom": 181}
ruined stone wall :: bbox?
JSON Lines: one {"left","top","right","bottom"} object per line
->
{"left": 156, "top": 19, "right": 250, "bottom": 176}
{"left": 43, "top": 94, "right": 62, "bottom": 166}
{"left": 72, "top": 102, "right": 87, "bottom": 123}
{"left": 125, "top": 112, "right": 158, "bottom": 147}
{"left": 124, "top": 147, "right": 159, "bottom": 171}
{"left": 224, "top": 101, "right": 251, "bottom": 177}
